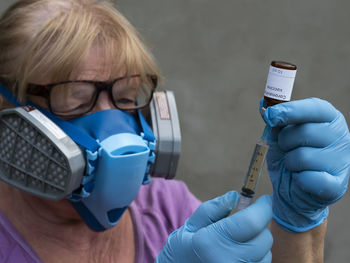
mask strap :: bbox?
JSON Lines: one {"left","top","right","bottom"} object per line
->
{"left": 137, "top": 110, "right": 156, "bottom": 184}
{"left": 0, "top": 84, "right": 21, "bottom": 106}
{"left": 0, "top": 84, "right": 100, "bottom": 197}
{"left": 138, "top": 110, "right": 155, "bottom": 142}
{"left": 0, "top": 84, "right": 155, "bottom": 148}
{"left": 0, "top": 84, "right": 100, "bottom": 152}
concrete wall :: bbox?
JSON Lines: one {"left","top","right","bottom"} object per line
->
{"left": 1, "top": 0, "right": 350, "bottom": 261}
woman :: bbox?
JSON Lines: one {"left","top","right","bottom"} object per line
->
{"left": 0, "top": 0, "right": 349, "bottom": 262}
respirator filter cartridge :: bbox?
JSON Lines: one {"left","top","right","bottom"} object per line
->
{"left": 0, "top": 107, "right": 85, "bottom": 200}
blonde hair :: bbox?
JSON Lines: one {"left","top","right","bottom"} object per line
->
{"left": 0, "top": 0, "right": 161, "bottom": 103}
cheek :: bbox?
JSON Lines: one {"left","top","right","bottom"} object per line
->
{"left": 27, "top": 95, "right": 49, "bottom": 110}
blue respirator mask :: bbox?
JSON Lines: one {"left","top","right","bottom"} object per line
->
{"left": 0, "top": 85, "right": 181, "bottom": 231}
{"left": 66, "top": 109, "right": 156, "bottom": 231}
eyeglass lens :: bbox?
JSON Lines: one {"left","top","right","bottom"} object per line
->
{"left": 49, "top": 76, "right": 153, "bottom": 116}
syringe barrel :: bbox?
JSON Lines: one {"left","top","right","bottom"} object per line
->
{"left": 243, "top": 142, "right": 268, "bottom": 192}
{"left": 235, "top": 195, "right": 253, "bottom": 211}
{"left": 235, "top": 143, "right": 268, "bottom": 211}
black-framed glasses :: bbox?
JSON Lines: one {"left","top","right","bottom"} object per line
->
{"left": 27, "top": 74, "right": 157, "bottom": 117}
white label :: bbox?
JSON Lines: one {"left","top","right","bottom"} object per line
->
{"left": 155, "top": 92, "right": 171, "bottom": 120}
{"left": 29, "top": 109, "right": 66, "bottom": 140}
{"left": 264, "top": 65, "right": 297, "bottom": 101}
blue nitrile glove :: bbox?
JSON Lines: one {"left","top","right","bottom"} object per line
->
{"left": 155, "top": 191, "right": 273, "bottom": 263}
{"left": 260, "top": 97, "right": 350, "bottom": 232}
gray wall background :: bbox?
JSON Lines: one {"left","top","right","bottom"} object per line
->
{"left": 1, "top": 0, "right": 350, "bottom": 262}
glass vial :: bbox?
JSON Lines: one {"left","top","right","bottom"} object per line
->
{"left": 264, "top": 61, "right": 297, "bottom": 107}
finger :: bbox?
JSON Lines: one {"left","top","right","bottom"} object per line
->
{"left": 293, "top": 170, "right": 349, "bottom": 202}
{"left": 261, "top": 123, "right": 281, "bottom": 143}
{"left": 257, "top": 250, "right": 272, "bottom": 263}
{"left": 278, "top": 122, "right": 345, "bottom": 151}
{"left": 186, "top": 191, "right": 239, "bottom": 232}
{"left": 259, "top": 97, "right": 267, "bottom": 117}
{"left": 233, "top": 229, "right": 273, "bottom": 262}
{"left": 212, "top": 195, "right": 272, "bottom": 242}
{"left": 192, "top": 228, "right": 273, "bottom": 262}
{"left": 285, "top": 145, "right": 350, "bottom": 174}
{"left": 264, "top": 98, "right": 338, "bottom": 127}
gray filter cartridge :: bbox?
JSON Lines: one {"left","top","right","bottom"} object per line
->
{"left": 0, "top": 106, "right": 85, "bottom": 200}
{"left": 149, "top": 91, "right": 181, "bottom": 179}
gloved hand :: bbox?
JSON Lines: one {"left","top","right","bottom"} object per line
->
{"left": 260, "top": 97, "right": 350, "bottom": 232}
{"left": 155, "top": 191, "right": 273, "bottom": 263}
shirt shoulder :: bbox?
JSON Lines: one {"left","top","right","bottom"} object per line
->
{"left": 134, "top": 178, "right": 201, "bottom": 229}
{"left": 0, "top": 210, "right": 42, "bottom": 263}
{"left": 131, "top": 178, "right": 201, "bottom": 262}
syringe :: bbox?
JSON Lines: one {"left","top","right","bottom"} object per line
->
{"left": 235, "top": 60, "right": 297, "bottom": 211}
{"left": 235, "top": 140, "right": 268, "bottom": 210}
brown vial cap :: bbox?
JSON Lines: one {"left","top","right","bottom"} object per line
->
{"left": 270, "top": 61, "right": 297, "bottom": 70}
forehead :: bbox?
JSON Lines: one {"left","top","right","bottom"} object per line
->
{"left": 72, "top": 45, "right": 124, "bottom": 81}
{"left": 30, "top": 45, "right": 124, "bottom": 85}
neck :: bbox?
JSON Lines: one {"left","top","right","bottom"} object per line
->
{"left": 0, "top": 182, "right": 135, "bottom": 263}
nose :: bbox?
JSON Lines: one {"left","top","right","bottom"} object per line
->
{"left": 90, "top": 91, "right": 115, "bottom": 113}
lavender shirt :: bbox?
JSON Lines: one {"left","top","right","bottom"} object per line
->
{"left": 0, "top": 178, "right": 201, "bottom": 263}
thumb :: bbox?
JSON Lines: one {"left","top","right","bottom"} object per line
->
{"left": 210, "top": 195, "right": 273, "bottom": 242}
{"left": 186, "top": 191, "right": 239, "bottom": 232}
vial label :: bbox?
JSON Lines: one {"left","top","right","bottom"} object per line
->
{"left": 264, "top": 65, "right": 297, "bottom": 101}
